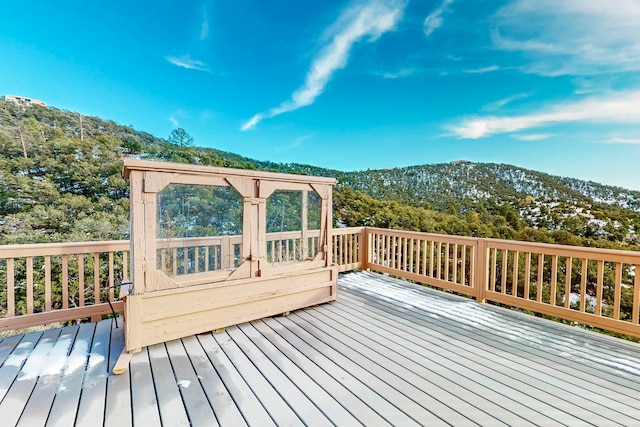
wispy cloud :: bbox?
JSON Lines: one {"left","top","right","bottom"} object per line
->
{"left": 165, "top": 55, "right": 210, "bottom": 72}
{"left": 200, "top": 18, "right": 209, "bottom": 40}
{"left": 604, "top": 136, "right": 640, "bottom": 145}
{"left": 169, "top": 109, "right": 188, "bottom": 127}
{"left": 492, "top": 0, "right": 640, "bottom": 76}
{"left": 423, "top": 0, "right": 454, "bottom": 37}
{"left": 275, "top": 135, "right": 313, "bottom": 152}
{"left": 483, "top": 92, "right": 532, "bottom": 111}
{"left": 380, "top": 68, "right": 417, "bottom": 79}
{"left": 451, "top": 90, "right": 640, "bottom": 139}
{"left": 464, "top": 65, "right": 500, "bottom": 74}
{"left": 511, "top": 133, "right": 553, "bottom": 141}
{"left": 241, "top": 0, "right": 406, "bottom": 131}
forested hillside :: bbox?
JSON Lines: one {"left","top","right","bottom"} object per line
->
{"left": 1, "top": 99, "right": 639, "bottom": 251}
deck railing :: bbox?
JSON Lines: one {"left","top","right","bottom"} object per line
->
{"left": 3, "top": 226, "right": 640, "bottom": 339}
{"left": 0, "top": 241, "right": 129, "bottom": 331}
{"left": 361, "top": 227, "right": 640, "bottom": 339}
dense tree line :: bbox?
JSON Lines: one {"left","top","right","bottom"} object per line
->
{"left": 0, "top": 99, "right": 639, "bottom": 253}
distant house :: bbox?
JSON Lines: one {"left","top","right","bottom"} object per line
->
{"left": 452, "top": 159, "right": 471, "bottom": 165}
{"left": 3, "top": 94, "right": 47, "bottom": 107}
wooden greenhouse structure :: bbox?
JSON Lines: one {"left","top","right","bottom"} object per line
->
{"left": 122, "top": 159, "right": 338, "bottom": 353}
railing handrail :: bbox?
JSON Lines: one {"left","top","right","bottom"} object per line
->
{"left": 366, "top": 226, "right": 640, "bottom": 261}
{"left": 0, "top": 240, "right": 130, "bottom": 258}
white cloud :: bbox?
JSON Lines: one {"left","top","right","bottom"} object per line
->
{"left": 380, "top": 68, "right": 417, "bottom": 79}
{"left": 423, "top": 0, "right": 454, "bottom": 37}
{"left": 604, "top": 137, "right": 640, "bottom": 145}
{"left": 200, "top": 18, "right": 209, "bottom": 40}
{"left": 275, "top": 135, "right": 313, "bottom": 152}
{"left": 451, "top": 90, "right": 640, "bottom": 139}
{"left": 165, "top": 55, "right": 210, "bottom": 72}
{"left": 169, "top": 115, "right": 180, "bottom": 127}
{"left": 492, "top": 0, "right": 640, "bottom": 76}
{"left": 483, "top": 92, "right": 532, "bottom": 111}
{"left": 464, "top": 65, "right": 500, "bottom": 74}
{"left": 241, "top": 0, "right": 405, "bottom": 131}
{"left": 511, "top": 133, "right": 553, "bottom": 141}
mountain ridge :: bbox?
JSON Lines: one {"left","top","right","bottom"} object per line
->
{"left": 1, "top": 99, "right": 638, "bottom": 248}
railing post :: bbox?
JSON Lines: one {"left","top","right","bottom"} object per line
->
{"left": 360, "top": 227, "right": 369, "bottom": 271}
{"left": 475, "top": 239, "right": 488, "bottom": 303}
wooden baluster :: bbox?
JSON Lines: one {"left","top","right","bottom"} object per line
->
{"left": 469, "top": 244, "right": 476, "bottom": 292}
{"left": 429, "top": 241, "right": 435, "bottom": 278}
{"left": 45, "top": 256, "right": 52, "bottom": 311}
{"left": 460, "top": 245, "right": 466, "bottom": 286}
{"left": 524, "top": 252, "right": 531, "bottom": 300}
{"left": 183, "top": 247, "right": 189, "bottom": 274}
{"left": 62, "top": 254, "right": 69, "bottom": 309}
{"left": 26, "top": 257, "right": 34, "bottom": 315}
{"left": 613, "top": 262, "right": 622, "bottom": 320}
{"left": 123, "top": 251, "right": 129, "bottom": 280}
{"left": 437, "top": 242, "right": 442, "bottom": 280}
{"left": 512, "top": 251, "right": 519, "bottom": 297}
{"left": 444, "top": 243, "right": 450, "bottom": 282}
{"left": 94, "top": 253, "right": 100, "bottom": 304}
{"left": 550, "top": 255, "right": 558, "bottom": 306}
{"left": 501, "top": 250, "right": 508, "bottom": 295}
{"left": 536, "top": 254, "right": 544, "bottom": 303}
{"left": 489, "top": 248, "right": 497, "bottom": 292}
{"left": 633, "top": 264, "right": 640, "bottom": 324}
{"left": 109, "top": 252, "right": 115, "bottom": 302}
{"left": 453, "top": 244, "right": 458, "bottom": 285}
{"left": 78, "top": 254, "right": 85, "bottom": 307}
{"left": 596, "top": 260, "right": 604, "bottom": 316}
{"left": 422, "top": 239, "right": 428, "bottom": 277}
{"left": 579, "top": 259, "right": 587, "bottom": 312}
{"left": 172, "top": 248, "right": 178, "bottom": 275}
{"left": 564, "top": 257, "right": 572, "bottom": 309}
{"left": 6, "top": 258, "right": 15, "bottom": 317}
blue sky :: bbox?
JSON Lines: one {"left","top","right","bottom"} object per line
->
{"left": 2, "top": 0, "right": 640, "bottom": 190}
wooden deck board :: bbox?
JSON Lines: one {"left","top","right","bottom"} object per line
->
{"left": 236, "top": 322, "right": 362, "bottom": 426}
{"left": 343, "top": 282, "right": 640, "bottom": 423}
{"left": 0, "top": 329, "right": 60, "bottom": 427}
{"left": 129, "top": 347, "right": 161, "bottom": 427}
{"left": 263, "top": 316, "right": 425, "bottom": 426}
{"left": 180, "top": 335, "right": 247, "bottom": 427}
{"left": 104, "top": 325, "right": 132, "bottom": 427}
{"left": 226, "top": 324, "right": 334, "bottom": 427}
{"left": 0, "top": 331, "right": 42, "bottom": 406}
{"left": 1, "top": 271, "right": 640, "bottom": 426}
{"left": 164, "top": 338, "right": 218, "bottom": 427}
{"left": 195, "top": 333, "right": 275, "bottom": 427}
{"left": 341, "top": 273, "right": 640, "bottom": 424}
{"left": 251, "top": 319, "right": 387, "bottom": 426}
{"left": 16, "top": 325, "right": 78, "bottom": 427}
{"left": 75, "top": 319, "right": 112, "bottom": 427}
{"left": 46, "top": 323, "right": 98, "bottom": 427}
{"left": 213, "top": 329, "right": 302, "bottom": 426}
{"left": 147, "top": 342, "right": 190, "bottom": 426}
{"left": 279, "top": 313, "right": 474, "bottom": 426}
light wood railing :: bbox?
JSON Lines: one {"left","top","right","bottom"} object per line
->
{"left": 0, "top": 241, "right": 129, "bottom": 332}
{"left": 333, "top": 227, "right": 364, "bottom": 272}
{"left": 3, "top": 227, "right": 640, "bottom": 339}
{"left": 365, "top": 228, "right": 479, "bottom": 296}
{"left": 361, "top": 227, "right": 640, "bottom": 339}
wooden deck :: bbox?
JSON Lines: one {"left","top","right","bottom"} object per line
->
{"left": 2, "top": 271, "right": 640, "bottom": 426}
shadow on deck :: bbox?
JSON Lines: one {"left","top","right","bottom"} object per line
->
{"left": 1, "top": 271, "right": 640, "bottom": 426}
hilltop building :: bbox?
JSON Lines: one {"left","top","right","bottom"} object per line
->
{"left": 3, "top": 94, "right": 47, "bottom": 107}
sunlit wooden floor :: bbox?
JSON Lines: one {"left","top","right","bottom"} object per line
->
{"left": 2, "top": 271, "right": 640, "bottom": 426}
